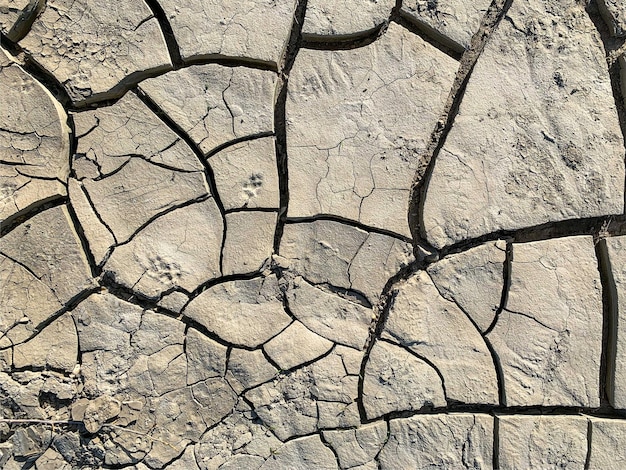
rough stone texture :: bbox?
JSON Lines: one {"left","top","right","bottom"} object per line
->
{"left": 0, "top": 48, "right": 69, "bottom": 225}
{"left": 0, "top": 0, "right": 39, "bottom": 41}
{"left": 303, "top": 0, "right": 394, "bottom": 38}
{"left": 260, "top": 435, "right": 338, "bottom": 469}
{"left": 599, "top": 0, "right": 626, "bottom": 36}
{"left": 139, "top": 64, "right": 277, "bottom": 154}
{"left": 378, "top": 414, "right": 493, "bottom": 469}
{"left": 422, "top": 0, "right": 625, "bottom": 249}
{"left": 363, "top": 340, "right": 446, "bottom": 419}
{"left": 400, "top": 0, "right": 492, "bottom": 50}
{"left": 487, "top": 236, "right": 603, "bottom": 407}
{"left": 427, "top": 239, "right": 506, "bottom": 332}
{"left": 209, "top": 137, "right": 279, "bottom": 210}
{"left": 497, "top": 415, "right": 588, "bottom": 469}
{"left": 286, "top": 22, "right": 456, "bottom": 238}
{"left": 183, "top": 275, "right": 290, "bottom": 347}
{"left": 382, "top": 270, "right": 499, "bottom": 404}
{"left": 157, "top": 0, "right": 296, "bottom": 66}
{"left": 605, "top": 236, "right": 626, "bottom": 409}
{"left": 588, "top": 417, "right": 626, "bottom": 469}
{"left": 19, "top": 0, "right": 171, "bottom": 104}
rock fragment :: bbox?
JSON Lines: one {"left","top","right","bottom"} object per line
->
{"left": 82, "top": 396, "right": 122, "bottom": 433}
{"left": 19, "top": 0, "right": 171, "bottom": 104}
{"left": 157, "top": 0, "right": 296, "bottom": 66}
{"left": 378, "top": 414, "right": 493, "bottom": 469}
{"left": 382, "top": 270, "right": 499, "bottom": 404}
{"left": 184, "top": 275, "right": 290, "bottom": 347}
{"left": 422, "top": 0, "right": 625, "bottom": 248}
{"left": 427, "top": 240, "right": 506, "bottom": 332}
{"left": 0, "top": 48, "right": 69, "bottom": 225}
{"left": 139, "top": 64, "right": 276, "bottom": 154}
{"left": 363, "top": 340, "right": 446, "bottom": 419}
{"left": 400, "top": 0, "right": 491, "bottom": 50}
{"left": 487, "top": 236, "right": 602, "bottom": 407}
{"left": 303, "top": 0, "right": 394, "bottom": 38}
{"left": 286, "top": 22, "right": 456, "bottom": 237}
{"left": 497, "top": 415, "right": 588, "bottom": 469}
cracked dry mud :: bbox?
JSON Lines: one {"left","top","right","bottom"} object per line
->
{"left": 3, "top": 0, "right": 626, "bottom": 469}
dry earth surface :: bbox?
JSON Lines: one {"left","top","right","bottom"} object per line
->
{"left": 1, "top": 0, "right": 626, "bottom": 468}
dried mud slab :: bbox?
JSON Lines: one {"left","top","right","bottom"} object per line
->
{"left": 19, "top": 0, "right": 171, "bottom": 104}
{"left": 157, "top": 0, "right": 297, "bottom": 66}
{"left": 286, "top": 22, "right": 456, "bottom": 238}
{"left": 422, "top": 0, "right": 625, "bottom": 249}
{"left": 302, "top": 0, "right": 395, "bottom": 38}
{"left": 400, "top": 0, "right": 492, "bottom": 50}
{"left": 0, "top": 48, "right": 69, "bottom": 226}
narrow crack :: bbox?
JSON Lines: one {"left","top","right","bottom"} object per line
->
{"left": 143, "top": 0, "right": 183, "bottom": 69}
{"left": 272, "top": 0, "right": 309, "bottom": 254}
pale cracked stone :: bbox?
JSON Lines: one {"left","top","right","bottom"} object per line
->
{"left": 382, "top": 270, "right": 499, "bottom": 404}
{"left": 427, "top": 239, "right": 506, "bottom": 332}
{"left": 210, "top": 137, "right": 279, "bottom": 210}
{"left": 0, "top": 48, "right": 69, "bottom": 225}
{"left": 422, "top": 0, "right": 625, "bottom": 249}
{"left": 363, "top": 340, "right": 446, "bottom": 419}
{"left": 104, "top": 198, "right": 223, "bottom": 299}
{"left": 73, "top": 92, "right": 204, "bottom": 175}
{"left": 600, "top": 0, "right": 626, "bottom": 36}
{"left": 139, "top": 64, "right": 277, "bottom": 154}
{"left": 303, "top": 0, "right": 395, "bottom": 38}
{"left": 260, "top": 435, "right": 338, "bottom": 470}
{"left": 286, "top": 276, "right": 372, "bottom": 350}
{"left": 497, "top": 415, "right": 588, "bottom": 469}
{"left": 246, "top": 347, "right": 362, "bottom": 439}
{"left": 19, "top": 0, "right": 171, "bottom": 104}
{"left": 184, "top": 275, "right": 290, "bottom": 348}
{"left": 487, "top": 236, "right": 602, "bottom": 407}
{"left": 588, "top": 417, "right": 626, "bottom": 469}
{"left": 400, "top": 0, "right": 491, "bottom": 50}
{"left": 76, "top": 157, "right": 209, "bottom": 245}
{"left": 322, "top": 421, "right": 387, "bottom": 470}
{"left": 222, "top": 211, "right": 277, "bottom": 275}
{"left": 0, "top": 205, "right": 94, "bottom": 304}
{"left": 280, "top": 220, "right": 414, "bottom": 304}
{"left": 12, "top": 313, "right": 77, "bottom": 373}
{"left": 286, "top": 22, "right": 457, "bottom": 238}
{"left": 158, "top": 0, "right": 296, "bottom": 66}
{"left": 263, "top": 320, "right": 333, "bottom": 370}
{"left": 82, "top": 395, "right": 122, "bottom": 433}
{"left": 378, "top": 413, "right": 493, "bottom": 469}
